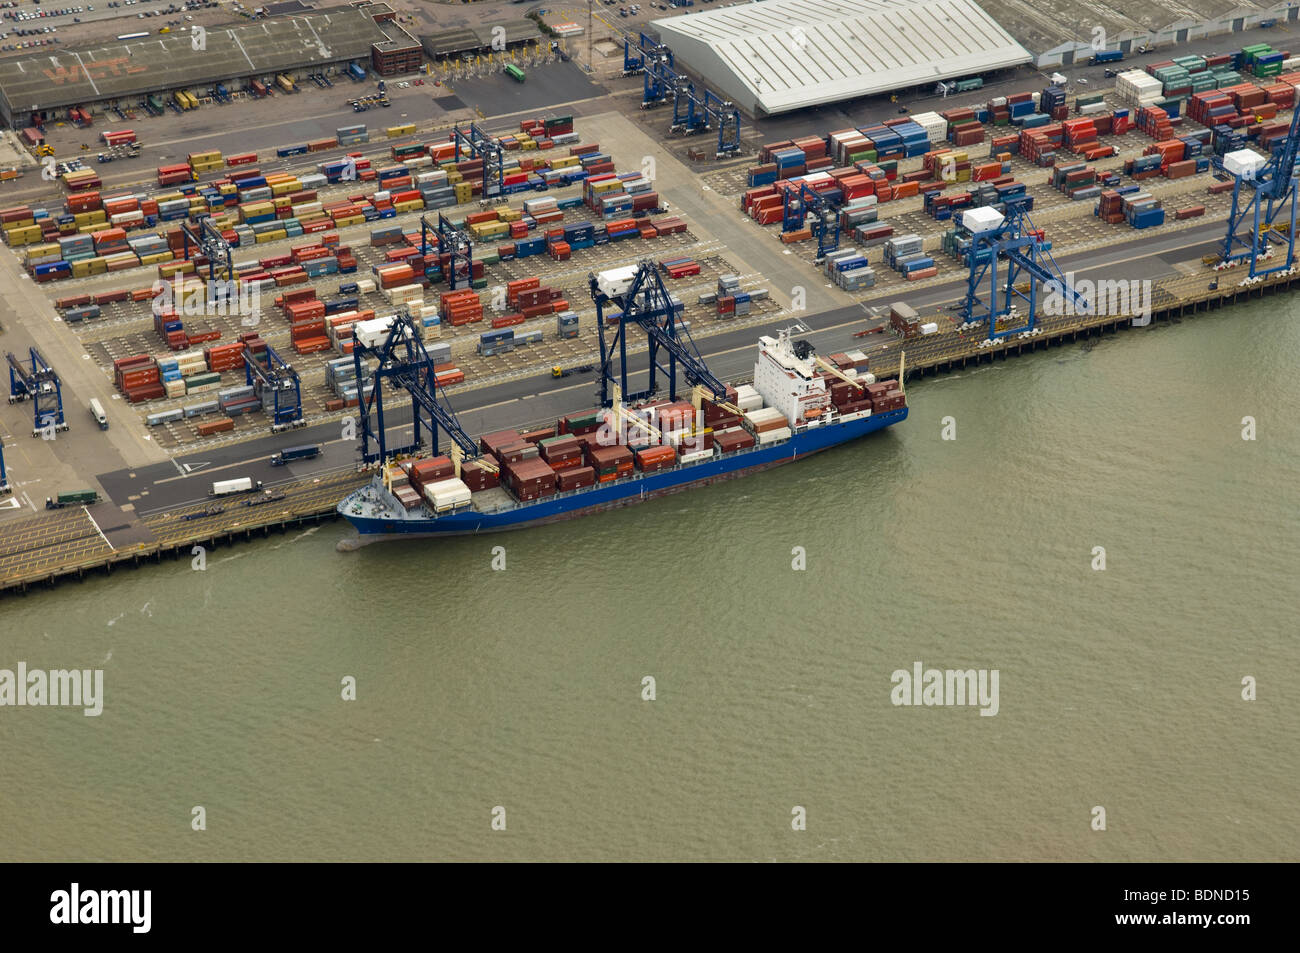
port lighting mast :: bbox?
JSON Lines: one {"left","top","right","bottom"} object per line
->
{"left": 349, "top": 313, "right": 479, "bottom": 466}
{"left": 1216, "top": 100, "right": 1300, "bottom": 276}
{"left": 242, "top": 342, "right": 304, "bottom": 431}
{"left": 589, "top": 261, "right": 727, "bottom": 409}
{"left": 958, "top": 196, "right": 1087, "bottom": 340}
{"left": 6, "top": 347, "right": 67, "bottom": 436}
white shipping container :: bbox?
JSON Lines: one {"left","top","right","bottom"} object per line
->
{"left": 596, "top": 264, "right": 639, "bottom": 299}
{"left": 679, "top": 448, "right": 714, "bottom": 465}
{"left": 355, "top": 278, "right": 377, "bottom": 294}
{"left": 757, "top": 427, "right": 793, "bottom": 445}
{"left": 424, "top": 478, "right": 472, "bottom": 511}
{"left": 212, "top": 477, "right": 255, "bottom": 495}
{"left": 920, "top": 322, "right": 939, "bottom": 335}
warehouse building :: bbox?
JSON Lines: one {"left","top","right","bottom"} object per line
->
{"left": 0, "top": 2, "right": 422, "bottom": 128}
{"left": 649, "top": 0, "right": 1033, "bottom": 116}
{"left": 419, "top": 19, "right": 544, "bottom": 61}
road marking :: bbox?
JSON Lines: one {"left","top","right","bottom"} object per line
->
{"left": 84, "top": 507, "right": 114, "bottom": 552}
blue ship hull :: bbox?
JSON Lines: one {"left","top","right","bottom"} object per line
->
{"left": 339, "top": 407, "right": 906, "bottom": 538}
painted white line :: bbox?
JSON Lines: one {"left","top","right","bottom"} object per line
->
{"left": 83, "top": 507, "right": 114, "bottom": 552}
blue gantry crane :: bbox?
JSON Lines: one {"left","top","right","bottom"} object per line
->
{"left": 958, "top": 196, "right": 1087, "bottom": 340}
{"left": 422, "top": 212, "right": 473, "bottom": 290}
{"left": 1216, "top": 103, "right": 1300, "bottom": 276}
{"left": 589, "top": 261, "right": 727, "bottom": 407}
{"left": 782, "top": 181, "right": 841, "bottom": 259}
{"left": 349, "top": 312, "right": 479, "bottom": 465}
{"left": 0, "top": 434, "right": 11, "bottom": 495}
{"left": 242, "top": 342, "right": 304, "bottom": 431}
{"left": 452, "top": 123, "right": 505, "bottom": 197}
{"left": 7, "top": 347, "right": 67, "bottom": 436}
{"left": 625, "top": 33, "right": 741, "bottom": 157}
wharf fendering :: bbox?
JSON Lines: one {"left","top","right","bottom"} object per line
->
{"left": 865, "top": 268, "right": 1300, "bottom": 382}
{"left": 0, "top": 469, "right": 369, "bottom": 596}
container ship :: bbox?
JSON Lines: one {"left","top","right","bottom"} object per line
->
{"left": 337, "top": 328, "right": 907, "bottom": 539}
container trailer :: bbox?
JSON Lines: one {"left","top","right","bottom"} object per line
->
{"left": 270, "top": 444, "right": 321, "bottom": 466}
{"left": 211, "top": 477, "right": 264, "bottom": 496}
{"left": 46, "top": 489, "right": 99, "bottom": 509}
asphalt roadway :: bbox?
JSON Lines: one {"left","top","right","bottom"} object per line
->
{"left": 94, "top": 215, "right": 1227, "bottom": 516}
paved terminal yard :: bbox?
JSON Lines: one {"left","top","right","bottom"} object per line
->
{"left": 3, "top": 19, "right": 1298, "bottom": 590}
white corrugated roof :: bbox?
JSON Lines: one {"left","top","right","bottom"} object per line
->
{"left": 651, "top": 0, "right": 1033, "bottom": 115}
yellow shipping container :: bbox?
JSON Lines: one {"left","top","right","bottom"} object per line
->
{"left": 254, "top": 230, "right": 287, "bottom": 244}
{"left": 8, "top": 226, "right": 43, "bottom": 246}
{"left": 520, "top": 140, "right": 537, "bottom": 152}
{"left": 386, "top": 123, "right": 417, "bottom": 138}
{"left": 140, "top": 251, "right": 174, "bottom": 266}
{"left": 394, "top": 200, "right": 425, "bottom": 213}
{"left": 336, "top": 215, "right": 366, "bottom": 227}
{"left": 189, "top": 150, "right": 221, "bottom": 164}
{"left": 270, "top": 181, "right": 299, "bottom": 196}
{"left": 549, "top": 155, "right": 579, "bottom": 170}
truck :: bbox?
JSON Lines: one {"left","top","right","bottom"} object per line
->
{"left": 276, "top": 74, "right": 296, "bottom": 94}
{"left": 46, "top": 489, "right": 99, "bottom": 509}
{"left": 551, "top": 363, "right": 594, "bottom": 378}
{"left": 211, "top": 477, "right": 264, "bottom": 496}
{"left": 269, "top": 444, "right": 321, "bottom": 466}
{"left": 1091, "top": 49, "right": 1124, "bottom": 65}
{"left": 88, "top": 397, "right": 108, "bottom": 430}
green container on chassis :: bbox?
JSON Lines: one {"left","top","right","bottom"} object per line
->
{"left": 1076, "top": 93, "right": 1104, "bottom": 107}
{"left": 470, "top": 277, "right": 488, "bottom": 290}
{"left": 57, "top": 489, "right": 98, "bottom": 505}
{"left": 849, "top": 149, "right": 876, "bottom": 163}
{"left": 185, "top": 372, "right": 221, "bottom": 388}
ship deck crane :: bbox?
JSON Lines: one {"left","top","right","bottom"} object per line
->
{"left": 1216, "top": 101, "right": 1300, "bottom": 276}
{"left": 350, "top": 313, "right": 479, "bottom": 466}
{"left": 242, "top": 342, "right": 304, "bottom": 431}
{"left": 813, "top": 355, "right": 864, "bottom": 390}
{"left": 590, "top": 261, "right": 727, "bottom": 409}
{"left": 958, "top": 196, "right": 1087, "bottom": 340}
{"left": 7, "top": 346, "right": 67, "bottom": 436}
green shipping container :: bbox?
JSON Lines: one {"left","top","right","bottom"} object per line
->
{"left": 57, "top": 489, "right": 99, "bottom": 505}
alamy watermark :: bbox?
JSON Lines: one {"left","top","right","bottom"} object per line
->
{"left": 50, "top": 884, "right": 150, "bottom": 933}
{"left": 1042, "top": 272, "right": 1152, "bottom": 326}
{"left": 890, "top": 662, "right": 999, "bottom": 716}
{"left": 151, "top": 278, "right": 263, "bottom": 327}
{"left": 0, "top": 662, "right": 103, "bottom": 716}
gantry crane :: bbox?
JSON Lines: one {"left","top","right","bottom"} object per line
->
{"left": 782, "top": 181, "right": 841, "bottom": 259}
{"left": 0, "top": 435, "right": 11, "bottom": 494}
{"left": 452, "top": 123, "right": 505, "bottom": 197}
{"left": 422, "top": 212, "right": 472, "bottom": 290}
{"left": 625, "top": 33, "right": 741, "bottom": 157}
{"left": 180, "top": 214, "right": 233, "bottom": 282}
{"left": 7, "top": 347, "right": 67, "bottom": 436}
{"left": 242, "top": 342, "right": 304, "bottom": 431}
{"left": 958, "top": 196, "right": 1087, "bottom": 340}
{"left": 349, "top": 312, "right": 479, "bottom": 466}
{"left": 589, "top": 261, "right": 727, "bottom": 409}
{"left": 1216, "top": 101, "right": 1300, "bottom": 276}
